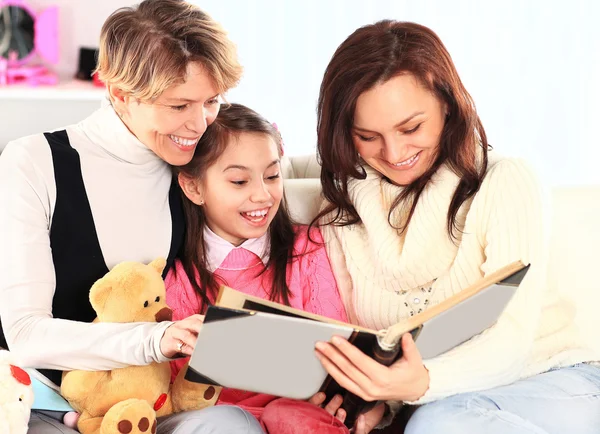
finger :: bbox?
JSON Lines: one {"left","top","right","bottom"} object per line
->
{"left": 400, "top": 333, "right": 422, "bottom": 365}
{"left": 315, "top": 342, "right": 374, "bottom": 396}
{"left": 169, "top": 328, "right": 197, "bottom": 354}
{"left": 323, "top": 394, "right": 343, "bottom": 415}
{"left": 354, "top": 415, "right": 366, "bottom": 434}
{"left": 330, "top": 336, "right": 384, "bottom": 375}
{"left": 335, "top": 408, "right": 346, "bottom": 423}
{"left": 187, "top": 314, "right": 205, "bottom": 323}
{"left": 314, "top": 349, "right": 369, "bottom": 401}
{"left": 179, "top": 316, "right": 204, "bottom": 335}
{"left": 308, "top": 392, "right": 326, "bottom": 406}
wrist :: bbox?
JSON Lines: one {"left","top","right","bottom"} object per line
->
{"left": 413, "top": 364, "right": 430, "bottom": 401}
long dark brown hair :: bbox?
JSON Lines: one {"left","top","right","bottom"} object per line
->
{"left": 314, "top": 21, "right": 489, "bottom": 239}
{"left": 173, "top": 103, "right": 296, "bottom": 310}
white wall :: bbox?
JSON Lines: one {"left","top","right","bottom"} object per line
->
{"left": 1, "top": 0, "right": 598, "bottom": 187}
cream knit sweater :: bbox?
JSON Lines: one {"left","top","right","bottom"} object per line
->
{"left": 322, "top": 154, "right": 598, "bottom": 404}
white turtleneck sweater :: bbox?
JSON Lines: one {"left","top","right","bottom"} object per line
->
{"left": 322, "top": 154, "right": 598, "bottom": 405}
{"left": 0, "top": 105, "right": 176, "bottom": 372}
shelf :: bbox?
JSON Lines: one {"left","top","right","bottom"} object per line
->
{"left": 0, "top": 79, "right": 106, "bottom": 101}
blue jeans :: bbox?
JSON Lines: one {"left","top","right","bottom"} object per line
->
{"left": 405, "top": 364, "right": 600, "bottom": 434}
{"left": 28, "top": 406, "right": 264, "bottom": 434}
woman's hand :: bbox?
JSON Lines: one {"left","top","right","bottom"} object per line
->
{"left": 315, "top": 333, "right": 430, "bottom": 402}
{"left": 160, "top": 314, "right": 204, "bottom": 358}
{"left": 308, "top": 392, "right": 347, "bottom": 423}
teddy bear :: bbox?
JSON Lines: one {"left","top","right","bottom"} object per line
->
{"left": 0, "top": 350, "right": 35, "bottom": 434}
{"left": 60, "top": 258, "right": 221, "bottom": 434}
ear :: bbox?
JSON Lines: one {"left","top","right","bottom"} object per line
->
{"left": 149, "top": 257, "right": 167, "bottom": 275}
{"left": 107, "top": 84, "right": 131, "bottom": 118}
{"left": 89, "top": 278, "right": 112, "bottom": 313}
{"left": 178, "top": 173, "right": 205, "bottom": 206}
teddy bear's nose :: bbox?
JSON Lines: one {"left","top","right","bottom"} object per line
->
{"left": 155, "top": 307, "right": 173, "bottom": 322}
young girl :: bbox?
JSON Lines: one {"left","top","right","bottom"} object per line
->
{"left": 165, "top": 103, "right": 351, "bottom": 433}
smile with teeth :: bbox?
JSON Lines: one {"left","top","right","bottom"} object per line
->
{"left": 241, "top": 207, "right": 270, "bottom": 222}
{"left": 392, "top": 152, "right": 420, "bottom": 167}
{"left": 169, "top": 135, "right": 199, "bottom": 147}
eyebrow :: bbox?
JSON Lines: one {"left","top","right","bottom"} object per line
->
{"left": 223, "top": 159, "right": 280, "bottom": 172}
{"left": 353, "top": 111, "right": 425, "bottom": 132}
{"left": 164, "top": 94, "right": 220, "bottom": 104}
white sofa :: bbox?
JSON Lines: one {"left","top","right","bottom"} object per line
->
{"left": 282, "top": 155, "right": 600, "bottom": 347}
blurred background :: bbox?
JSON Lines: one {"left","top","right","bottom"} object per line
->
{"left": 0, "top": 0, "right": 598, "bottom": 186}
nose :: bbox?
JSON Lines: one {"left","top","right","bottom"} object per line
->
{"left": 382, "top": 135, "right": 407, "bottom": 163}
{"left": 155, "top": 307, "right": 173, "bottom": 322}
{"left": 250, "top": 180, "right": 271, "bottom": 203}
{"left": 186, "top": 106, "right": 209, "bottom": 135}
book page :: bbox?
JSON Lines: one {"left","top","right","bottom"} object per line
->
{"left": 216, "top": 285, "right": 379, "bottom": 334}
{"left": 381, "top": 260, "right": 526, "bottom": 347}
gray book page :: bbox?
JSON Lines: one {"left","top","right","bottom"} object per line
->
{"left": 416, "top": 282, "right": 518, "bottom": 359}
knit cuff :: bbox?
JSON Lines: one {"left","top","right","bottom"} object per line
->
{"left": 374, "top": 400, "right": 403, "bottom": 430}
{"left": 404, "top": 359, "right": 452, "bottom": 405}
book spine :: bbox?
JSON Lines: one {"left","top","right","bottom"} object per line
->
{"left": 342, "top": 341, "right": 402, "bottom": 428}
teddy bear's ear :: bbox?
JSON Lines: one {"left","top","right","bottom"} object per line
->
{"left": 89, "top": 278, "right": 112, "bottom": 313}
{"left": 149, "top": 257, "right": 167, "bottom": 276}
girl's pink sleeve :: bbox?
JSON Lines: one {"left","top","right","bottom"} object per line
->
{"left": 299, "top": 227, "right": 349, "bottom": 323}
{"left": 165, "top": 260, "right": 202, "bottom": 382}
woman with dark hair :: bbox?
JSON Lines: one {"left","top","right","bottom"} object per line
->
{"left": 312, "top": 21, "right": 600, "bottom": 433}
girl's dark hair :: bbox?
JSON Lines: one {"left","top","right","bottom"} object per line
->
{"left": 313, "top": 20, "right": 488, "bottom": 239}
{"left": 174, "top": 103, "right": 295, "bottom": 310}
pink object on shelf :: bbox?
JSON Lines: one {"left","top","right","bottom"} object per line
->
{"left": 0, "top": 57, "right": 7, "bottom": 86}
{"left": 35, "top": 6, "right": 59, "bottom": 65}
{"left": 0, "top": 0, "right": 59, "bottom": 87}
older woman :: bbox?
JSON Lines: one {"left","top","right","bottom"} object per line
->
{"left": 313, "top": 21, "right": 600, "bottom": 433}
{"left": 0, "top": 1, "right": 263, "bottom": 433}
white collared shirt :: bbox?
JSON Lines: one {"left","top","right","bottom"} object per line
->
{"left": 203, "top": 226, "right": 270, "bottom": 272}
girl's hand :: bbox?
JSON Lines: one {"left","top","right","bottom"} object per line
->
{"left": 315, "top": 333, "right": 430, "bottom": 402}
{"left": 308, "top": 392, "right": 347, "bottom": 423}
{"left": 160, "top": 314, "right": 205, "bottom": 358}
{"left": 352, "top": 403, "right": 386, "bottom": 434}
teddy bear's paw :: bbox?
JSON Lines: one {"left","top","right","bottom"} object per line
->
{"left": 101, "top": 399, "right": 157, "bottom": 434}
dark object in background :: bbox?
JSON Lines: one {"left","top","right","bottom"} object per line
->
{"left": 75, "top": 47, "right": 98, "bottom": 81}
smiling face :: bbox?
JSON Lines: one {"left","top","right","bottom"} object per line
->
{"left": 352, "top": 73, "right": 447, "bottom": 186}
{"left": 114, "top": 62, "right": 221, "bottom": 166}
{"left": 181, "top": 132, "right": 283, "bottom": 246}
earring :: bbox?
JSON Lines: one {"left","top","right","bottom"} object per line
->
{"left": 199, "top": 200, "right": 204, "bottom": 206}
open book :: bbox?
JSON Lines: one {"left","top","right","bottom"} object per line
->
{"left": 185, "top": 260, "right": 528, "bottom": 427}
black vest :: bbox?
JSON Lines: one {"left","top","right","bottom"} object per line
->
{"left": 0, "top": 130, "right": 184, "bottom": 385}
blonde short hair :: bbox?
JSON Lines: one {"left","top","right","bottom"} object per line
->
{"left": 96, "top": 0, "right": 242, "bottom": 101}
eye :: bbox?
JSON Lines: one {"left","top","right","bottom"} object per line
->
{"left": 356, "top": 134, "right": 376, "bottom": 142}
{"left": 266, "top": 173, "right": 280, "bottom": 181}
{"left": 404, "top": 123, "right": 422, "bottom": 134}
{"left": 155, "top": 296, "right": 160, "bottom": 302}
{"left": 231, "top": 180, "right": 247, "bottom": 186}
{"left": 19, "top": 395, "right": 23, "bottom": 402}
{"left": 144, "top": 301, "right": 149, "bottom": 308}
{"left": 170, "top": 104, "right": 188, "bottom": 112}
{"left": 206, "top": 97, "right": 220, "bottom": 106}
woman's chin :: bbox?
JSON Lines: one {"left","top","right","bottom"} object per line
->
{"left": 385, "top": 170, "right": 422, "bottom": 186}
{"left": 164, "top": 151, "right": 195, "bottom": 167}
